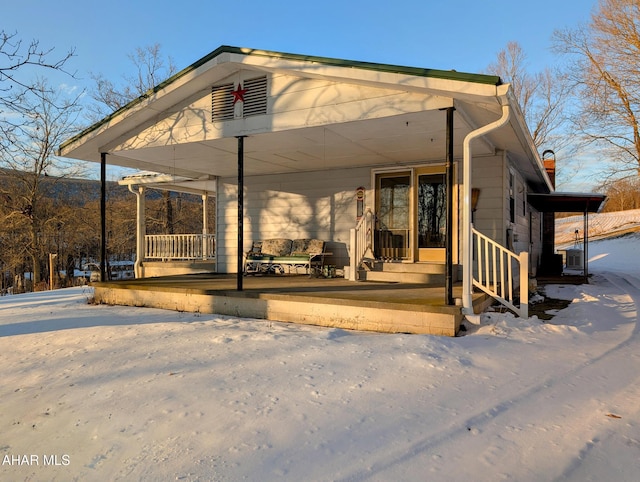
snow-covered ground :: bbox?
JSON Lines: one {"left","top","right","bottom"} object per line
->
{"left": 2, "top": 235, "right": 640, "bottom": 481}
{"left": 556, "top": 208, "right": 640, "bottom": 247}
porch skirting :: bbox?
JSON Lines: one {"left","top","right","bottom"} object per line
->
{"left": 90, "top": 275, "right": 492, "bottom": 336}
{"left": 140, "top": 260, "right": 217, "bottom": 278}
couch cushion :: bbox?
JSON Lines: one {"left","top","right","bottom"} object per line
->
{"left": 292, "top": 238, "right": 324, "bottom": 255}
{"left": 260, "top": 238, "right": 293, "bottom": 256}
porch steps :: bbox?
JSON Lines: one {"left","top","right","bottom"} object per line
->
{"left": 358, "top": 262, "right": 447, "bottom": 284}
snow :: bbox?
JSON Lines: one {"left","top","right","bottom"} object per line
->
{"left": 556, "top": 208, "right": 640, "bottom": 247}
{"left": 2, "top": 236, "right": 640, "bottom": 480}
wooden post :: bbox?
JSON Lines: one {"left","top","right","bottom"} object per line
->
{"left": 49, "top": 253, "right": 57, "bottom": 290}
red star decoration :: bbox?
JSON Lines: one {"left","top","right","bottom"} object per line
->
{"left": 231, "top": 83, "right": 246, "bottom": 104}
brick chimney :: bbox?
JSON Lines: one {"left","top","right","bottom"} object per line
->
{"left": 544, "top": 158, "right": 556, "bottom": 189}
{"left": 540, "top": 153, "right": 560, "bottom": 274}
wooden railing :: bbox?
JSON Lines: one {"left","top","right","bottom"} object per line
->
{"left": 349, "top": 209, "right": 375, "bottom": 280}
{"left": 145, "top": 234, "right": 215, "bottom": 260}
{"left": 472, "top": 227, "right": 528, "bottom": 318}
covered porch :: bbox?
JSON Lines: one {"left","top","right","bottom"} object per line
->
{"left": 58, "top": 46, "right": 552, "bottom": 333}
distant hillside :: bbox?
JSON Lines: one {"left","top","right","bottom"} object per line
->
{"left": 0, "top": 168, "right": 167, "bottom": 204}
{"left": 556, "top": 209, "right": 640, "bottom": 247}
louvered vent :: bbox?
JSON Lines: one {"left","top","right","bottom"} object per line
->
{"left": 211, "top": 83, "right": 234, "bottom": 122}
{"left": 243, "top": 76, "right": 267, "bottom": 117}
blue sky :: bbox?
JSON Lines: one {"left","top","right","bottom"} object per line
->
{"left": 7, "top": 0, "right": 595, "bottom": 78}
{"left": 5, "top": 0, "right": 598, "bottom": 187}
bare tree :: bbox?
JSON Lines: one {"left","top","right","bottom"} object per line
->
{"left": 87, "top": 44, "right": 179, "bottom": 235}
{"left": 0, "top": 30, "right": 76, "bottom": 156}
{"left": 0, "top": 78, "right": 83, "bottom": 288}
{"left": 597, "top": 176, "right": 640, "bottom": 212}
{"left": 486, "top": 41, "right": 571, "bottom": 152}
{"left": 553, "top": 0, "right": 640, "bottom": 181}
{"left": 86, "top": 43, "right": 176, "bottom": 122}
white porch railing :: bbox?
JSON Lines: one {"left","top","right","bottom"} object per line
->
{"left": 472, "top": 227, "right": 528, "bottom": 318}
{"left": 145, "top": 234, "right": 215, "bottom": 260}
{"left": 349, "top": 208, "right": 375, "bottom": 280}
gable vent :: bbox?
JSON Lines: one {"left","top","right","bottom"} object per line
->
{"left": 242, "top": 76, "right": 268, "bottom": 117}
{"left": 211, "top": 83, "right": 234, "bottom": 122}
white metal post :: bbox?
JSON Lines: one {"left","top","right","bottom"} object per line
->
{"left": 128, "top": 185, "right": 145, "bottom": 278}
{"left": 462, "top": 105, "right": 511, "bottom": 315}
{"left": 202, "top": 193, "right": 208, "bottom": 259}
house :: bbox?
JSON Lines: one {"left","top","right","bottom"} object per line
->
{"left": 57, "top": 46, "right": 604, "bottom": 334}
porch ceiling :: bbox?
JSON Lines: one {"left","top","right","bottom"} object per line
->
{"left": 101, "top": 109, "right": 489, "bottom": 179}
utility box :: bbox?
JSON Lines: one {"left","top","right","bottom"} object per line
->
{"left": 566, "top": 249, "right": 583, "bottom": 270}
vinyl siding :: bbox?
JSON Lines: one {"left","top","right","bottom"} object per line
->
{"left": 472, "top": 153, "right": 507, "bottom": 244}
{"left": 217, "top": 166, "right": 372, "bottom": 273}
{"left": 471, "top": 151, "right": 544, "bottom": 279}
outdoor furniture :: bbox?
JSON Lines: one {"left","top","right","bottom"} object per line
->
{"left": 244, "top": 238, "right": 326, "bottom": 276}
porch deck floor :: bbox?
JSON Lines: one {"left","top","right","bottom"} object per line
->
{"left": 91, "top": 274, "right": 491, "bottom": 336}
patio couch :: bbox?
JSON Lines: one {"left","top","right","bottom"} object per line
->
{"left": 244, "top": 238, "right": 326, "bottom": 275}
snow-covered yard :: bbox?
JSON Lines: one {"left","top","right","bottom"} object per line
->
{"left": 556, "top": 208, "right": 640, "bottom": 247}
{"left": 2, "top": 234, "right": 640, "bottom": 481}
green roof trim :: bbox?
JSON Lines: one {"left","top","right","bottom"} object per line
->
{"left": 59, "top": 45, "right": 502, "bottom": 153}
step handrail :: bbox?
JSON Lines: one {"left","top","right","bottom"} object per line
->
{"left": 472, "top": 227, "right": 528, "bottom": 318}
{"left": 349, "top": 208, "right": 375, "bottom": 281}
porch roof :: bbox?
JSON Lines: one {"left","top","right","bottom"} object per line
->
{"left": 527, "top": 192, "right": 607, "bottom": 213}
{"left": 58, "top": 45, "right": 552, "bottom": 192}
{"left": 118, "top": 171, "right": 217, "bottom": 196}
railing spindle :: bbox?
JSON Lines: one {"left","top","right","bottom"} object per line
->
{"left": 471, "top": 227, "right": 528, "bottom": 317}
{"left": 144, "top": 234, "right": 216, "bottom": 261}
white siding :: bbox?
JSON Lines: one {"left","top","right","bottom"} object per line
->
{"left": 471, "top": 151, "right": 545, "bottom": 280}
{"left": 472, "top": 153, "right": 507, "bottom": 244}
{"left": 120, "top": 72, "right": 451, "bottom": 151}
{"left": 217, "top": 166, "right": 372, "bottom": 273}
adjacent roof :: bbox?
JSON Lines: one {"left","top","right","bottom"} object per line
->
{"left": 118, "top": 172, "right": 216, "bottom": 195}
{"left": 528, "top": 192, "right": 607, "bottom": 213}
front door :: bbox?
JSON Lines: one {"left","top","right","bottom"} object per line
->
{"left": 375, "top": 167, "right": 450, "bottom": 262}
{"left": 375, "top": 172, "right": 411, "bottom": 260}
{"left": 417, "top": 169, "right": 447, "bottom": 262}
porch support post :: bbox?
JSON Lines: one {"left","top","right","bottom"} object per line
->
{"left": 237, "top": 136, "right": 245, "bottom": 291}
{"left": 462, "top": 105, "right": 510, "bottom": 315}
{"left": 127, "top": 184, "right": 145, "bottom": 278}
{"left": 100, "top": 152, "right": 107, "bottom": 282}
{"left": 202, "top": 193, "right": 208, "bottom": 259}
{"left": 583, "top": 208, "right": 589, "bottom": 283}
{"left": 445, "top": 107, "right": 455, "bottom": 305}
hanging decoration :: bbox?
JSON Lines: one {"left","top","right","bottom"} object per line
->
{"left": 356, "top": 186, "right": 365, "bottom": 221}
{"left": 231, "top": 83, "right": 246, "bottom": 105}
